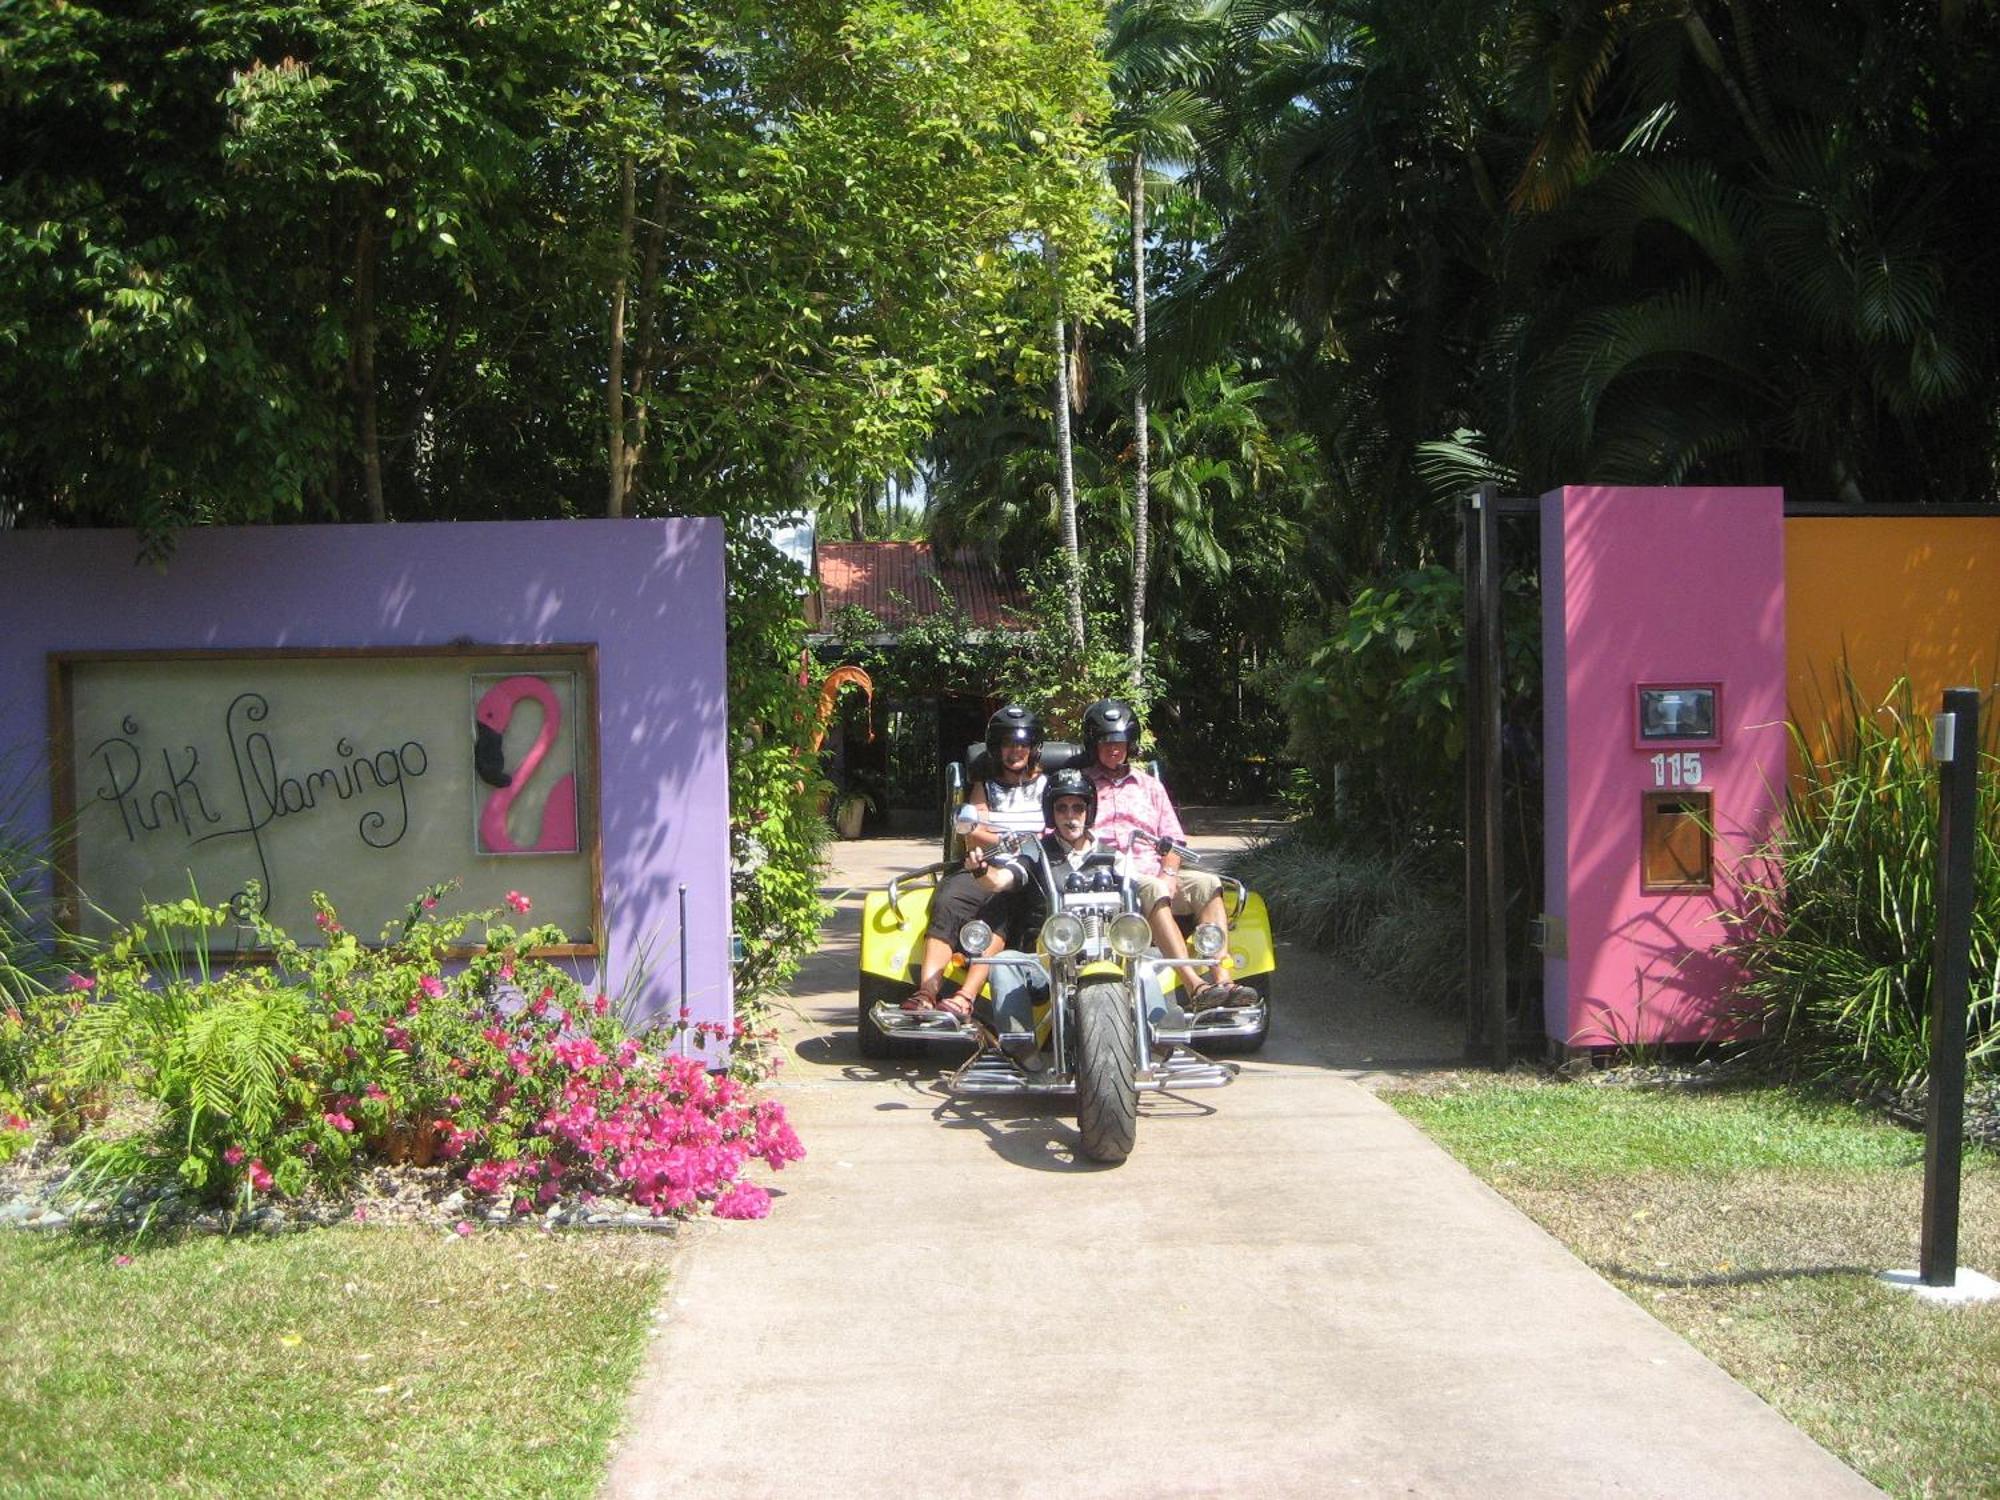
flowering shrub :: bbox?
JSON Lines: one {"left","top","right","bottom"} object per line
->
{"left": 60, "top": 884, "right": 800, "bottom": 1219}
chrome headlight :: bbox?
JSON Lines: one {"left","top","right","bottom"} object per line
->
{"left": 1041, "top": 913, "right": 1085, "bottom": 957}
{"left": 1108, "top": 912, "right": 1151, "bottom": 957}
{"left": 958, "top": 919, "right": 994, "bottom": 956}
{"left": 1189, "top": 922, "right": 1227, "bottom": 959}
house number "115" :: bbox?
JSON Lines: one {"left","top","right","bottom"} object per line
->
{"left": 1650, "top": 751, "right": 1704, "bottom": 787}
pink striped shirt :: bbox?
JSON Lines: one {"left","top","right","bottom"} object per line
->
{"left": 1084, "top": 764, "right": 1184, "bottom": 877}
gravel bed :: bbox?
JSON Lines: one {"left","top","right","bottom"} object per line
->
{"left": 0, "top": 1141, "right": 684, "bottom": 1239}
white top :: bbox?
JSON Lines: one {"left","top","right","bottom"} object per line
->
{"left": 1051, "top": 833, "right": 1126, "bottom": 877}
{"left": 980, "top": 773, "right": 1048, "bottom": 836}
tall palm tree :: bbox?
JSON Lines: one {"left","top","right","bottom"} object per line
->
{"left": 1104, "top": 0, "right": 1224, "bottom": 685}
{"left": 1046, "top": 240, "right": 1088, "bottom": 653}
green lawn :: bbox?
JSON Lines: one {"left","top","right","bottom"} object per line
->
{"left": 0, "top": 1225, "right": 674, "bottom": 1498}
{"left": 1386, "top": 1076, "right": 2000, "bottom": 1500}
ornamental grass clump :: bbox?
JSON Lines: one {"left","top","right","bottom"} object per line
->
{"left": 0, "top": 747, "right": 86, "bottom": 1154}
{"left": 57, "top": 883, "right": 800, "bottom": 1221}
{"left": 1726, "top": 674, "right": 2000, "bottom": 1091}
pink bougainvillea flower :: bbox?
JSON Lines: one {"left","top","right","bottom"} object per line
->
{"left": 363, "top": 1083, "right": 388, "bottom": 1102}
{"left": 247, "top": 1159, "right": 274, "bottom": 1192}
{"left": 592, "top": 993, "right": 610, "bottom": 1017}
{"left": 419, "top": 974, "right": 445, "bottom": 999}
{"left": 333, "top": 1009, "right": 354, "bottom": 1027}
{"left": 498, "top": 963, "right": 515, "bottom": 983}
{"left": 323, "top": 1110, "right": 356, "bottom": 1134}
{"left": 422, "top": 895, "right": 439, "bottom": 910}
{"left": 382, "top": 1024, "right": 411, "bottom": 1051}
{"left": 505, "top": 890, "right": 531, "bottom": 914}
{"left": 454, "top": 1221, "right": 474, "bottom": 1238}
{"left": 713, "top": 1182, "right": 772, "bottom": 1220}
{"left": 315, "top": 911, "right": 338, "bottom": 932}
{"left": 223, "top": 1145, "right": 246, "bottom": 1166}
{"left": 67, "top": 973, "right": 95, "bottom": 992}
{"left": 353, "top": 1205, "right": 369, "bottom": 1222}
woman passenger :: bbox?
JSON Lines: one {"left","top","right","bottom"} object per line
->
{"left": 902, "top": 703, "right": 1048, "bottom": 1020}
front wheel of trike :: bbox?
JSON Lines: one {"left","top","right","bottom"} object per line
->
{"left": 1074, "top": 980, "right": 1139, "bottom": 1164}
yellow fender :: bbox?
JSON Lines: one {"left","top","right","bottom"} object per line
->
{"left": 1227, "top": 891, "right": 1276, "bottom": 979}
{"left": 861, "top": 885, "right": 932, "bottom": 982}
{"left": 859, "top": 883, "right": 981, "bottom": 993}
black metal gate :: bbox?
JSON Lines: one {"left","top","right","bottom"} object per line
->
{"left": 1461, "top": 484, "right": 1545, "bottom": 1062}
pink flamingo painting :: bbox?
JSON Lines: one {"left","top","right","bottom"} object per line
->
{"left": 474, "top": 675, "right": 579, "bottom": 854}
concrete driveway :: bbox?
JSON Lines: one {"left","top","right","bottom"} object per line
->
{"left": 603, "top": 819, "right": 1878, "bottom": 1499}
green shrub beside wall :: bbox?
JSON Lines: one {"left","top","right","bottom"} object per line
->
{"left": 1728, "top": 676, "right": 1999, "bottom": 1090}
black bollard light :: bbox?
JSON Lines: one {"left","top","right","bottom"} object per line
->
{"left": 1921, "top": 688, "right": 1980, "bottom": 1288}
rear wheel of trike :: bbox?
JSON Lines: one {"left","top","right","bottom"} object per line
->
{"left": 1075, "top": 981, "right": 1139, "bottom": 1164}
{"left": 857, "top": 972, "right": 925, "bottom": 1060}
{"left": 1203, "top": 971, "right": 1272, "bottom": 1054}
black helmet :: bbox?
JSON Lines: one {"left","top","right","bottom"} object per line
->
{"left": 1041, "top": 767, "right": 1097, "bottom": 829}
{"left": 1081, "top": 698, "right": 1138, "bottom": 753}
{"left": 985, "top": 702, "right": 1043, "bottom": 756}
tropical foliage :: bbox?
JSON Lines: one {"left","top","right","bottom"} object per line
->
{"left": 1036, "top": 0, "right": 2000, "bottom": 827}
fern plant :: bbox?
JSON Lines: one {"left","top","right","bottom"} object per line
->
{"left": 62, "top": 894, "right": 319, "bottom": 1204}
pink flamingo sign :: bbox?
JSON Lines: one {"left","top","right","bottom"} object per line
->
{"left": 473, "top": 672, "right": 581, "bottom": 854}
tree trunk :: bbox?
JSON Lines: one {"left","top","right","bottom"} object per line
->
{"left": 352, "top": 213, "right": 385, "bottom": 523}
{"left": 624, "top": 169, "right": 672, "bottom": 509}
{"left": 1046, "top": 241, "right": 1086, "bottom": 654}
{"left": 607, "top": 156, "right": 636, "bottom": 518}
{"left": 1127, "top": 148, "right": 1150, "bottom": 690}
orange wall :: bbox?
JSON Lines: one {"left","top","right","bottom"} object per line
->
{"left": 1785, "top": 517, "right": 2000, "bottom": 731}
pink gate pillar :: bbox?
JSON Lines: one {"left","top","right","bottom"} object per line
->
{"left": 1540, "top": 486, "right": 1787, "bottom": 1048}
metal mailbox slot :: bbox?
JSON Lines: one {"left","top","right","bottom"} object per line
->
{"left": 1641, "top": 790, "right": 1713, "bottom": 892}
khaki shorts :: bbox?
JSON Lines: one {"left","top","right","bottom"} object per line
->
{"left": 1137, "top": 865, "right": 1222, "bottom": 917}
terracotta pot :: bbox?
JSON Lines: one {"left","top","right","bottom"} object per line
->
{"left": 372, "top": 1118, "right": 438, "bottom": 1166}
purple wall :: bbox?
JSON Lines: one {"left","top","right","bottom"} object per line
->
{"left": 1542, "top": 487, "right": 1786, "bottom": 1047}
{"left": 0, "top": 520, "right": 731, "bottom": 1033}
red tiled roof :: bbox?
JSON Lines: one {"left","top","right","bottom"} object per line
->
{"left": 810, "top": 541, "right": 1032, "bottom": 633}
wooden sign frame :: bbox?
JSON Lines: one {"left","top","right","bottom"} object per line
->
{"left": 47, "top": 644, "right": 604, "bottom": 952}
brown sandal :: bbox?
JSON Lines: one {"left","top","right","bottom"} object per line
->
{"left": 901, "top": 980, "right": 943, "bottom": 1012}
{"left": 1186, "top": 978, "right": 1254, "bottom": 1010}
{"left": 936, "top": 993, "right": 973, "bottom": 1023}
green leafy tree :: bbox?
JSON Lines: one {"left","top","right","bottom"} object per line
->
{"left": 2, "top": 0, "right": 1113, "bottom": 997}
